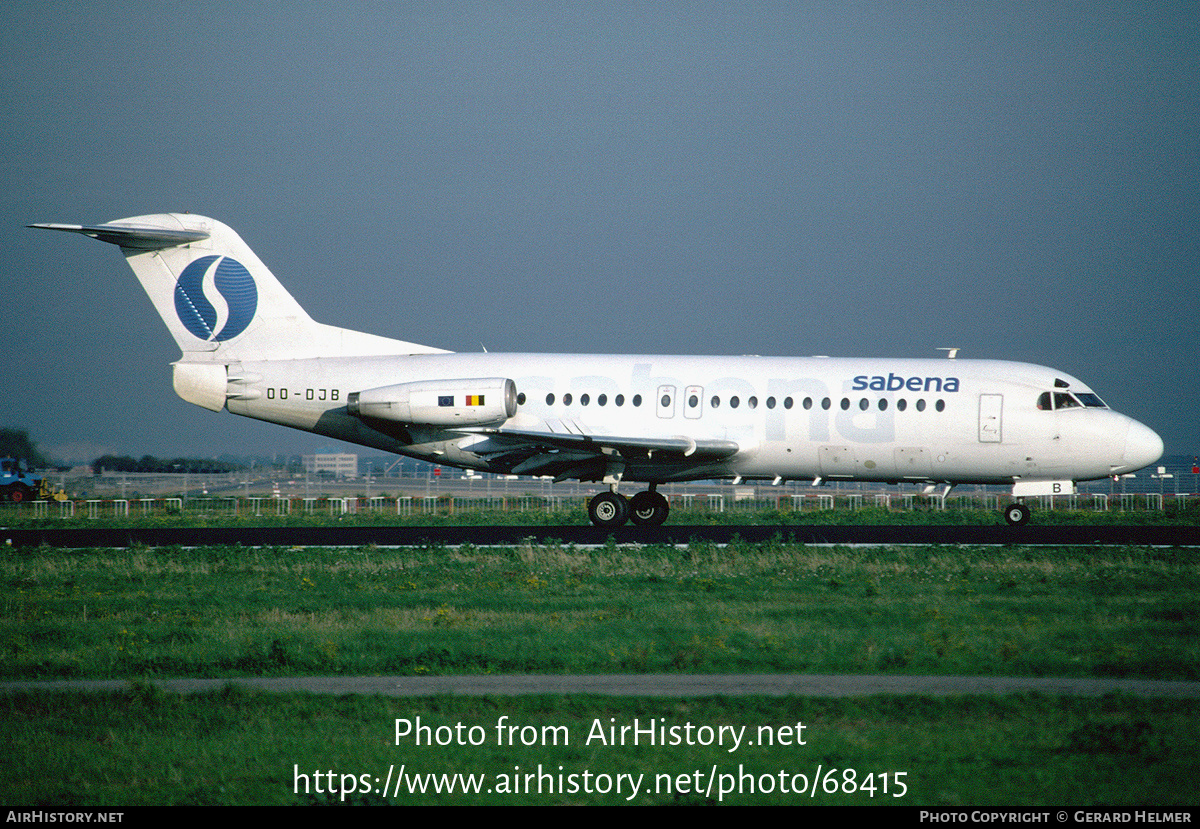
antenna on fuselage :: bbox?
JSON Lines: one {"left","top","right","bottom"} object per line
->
{"left": 937, "top": 347, "right": 960, "bottom": 359}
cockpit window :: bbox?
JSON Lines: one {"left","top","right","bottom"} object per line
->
{"left": 1037, "top": 391, "right": 1108, "bottom": 411}
{"left": 1074, "top": 392, "right": 1107, "bottom": 408}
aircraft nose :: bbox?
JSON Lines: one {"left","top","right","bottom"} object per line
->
{"left": 1123, "top": 419, "right": 1163, "bottom": 472}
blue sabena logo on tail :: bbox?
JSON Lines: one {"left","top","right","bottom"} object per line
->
{"left": 173, "top": 255, "right": 258, "bottom": 341}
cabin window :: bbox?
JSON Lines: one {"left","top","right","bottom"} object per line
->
{"left": 633, "top": 394, "right": 642, "bottom": 407}
{"left": 597, "top": 394, "right": 607, "bottom": 406}
{"left": 840, "top": 398, "right": 850, "bottom": 410}
{"left": 916, "top": 399, "right": 926, "bottom": 412}
{"left": 784, "top": 397, "right": 793, "bottom": 409}
{"left": 822, "top": 398, "right": 831, "bottom": 410}
{"left": 766, "top": 396, "right": 776, "bottom": 409}
{"left": 563, "top": 393, "right": 573, "bottom": 405}
{"left": 545, "top": 393, "right": 555, "bottom": 405}
{"left": 711, "top": 395, "right": 720, "bottom": 408}
{"left": 936, "top": 399, "right": 945, "bottom": 412}
{"left": 897, "top": 398, "right": 907, "bottom": 411}
{"left": 616, "top": 394, "right": 625, "bottom": 406}
{"left": 859, "top": 398, "right": 869, "bottom": 411}
{"left": 748, "top": 396, "right": 758, "bottom": 409}
{"left": 517, "top": 393, "right": 526, "bottom": 405}
{"left": 878, "top": 398, "right": 888, "bottom": 411}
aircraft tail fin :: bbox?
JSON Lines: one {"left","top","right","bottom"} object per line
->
{"left": 30, "top": 213, "right": 445, "bottom": 362}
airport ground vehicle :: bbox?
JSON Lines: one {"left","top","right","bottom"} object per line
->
{"left": 1, "top": 457, "right": 42, "bottom": 502}
{"left": 0, "top": 457, "right": 66, "bottom": 502}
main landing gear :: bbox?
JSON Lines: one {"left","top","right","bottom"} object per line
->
{"left": 588, "top": 487, "right": 670, "bottom": 528}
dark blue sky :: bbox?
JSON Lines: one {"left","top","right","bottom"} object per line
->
{"left": 2, "top": 2, "right": 1196, "bottom": 461}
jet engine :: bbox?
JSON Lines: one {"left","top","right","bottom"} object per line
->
{"left": 347, "top": 378, "right": 517, "bottom": 427}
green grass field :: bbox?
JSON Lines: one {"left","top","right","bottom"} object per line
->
{"left": 5, "top": 687, "right": 1198, "bottom": 807}
{"left": 3, "top": 540, "right": 1198, "bottom": 806}
{"left": 5, "top": 542, "right": 1197, "bottom": 679}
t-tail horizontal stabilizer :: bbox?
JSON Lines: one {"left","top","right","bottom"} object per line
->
{"left": 30, "top": 213, "right": 446, "bottom": 361}
{"left": 28, "top": 222, "right": 210, "bottom": 250}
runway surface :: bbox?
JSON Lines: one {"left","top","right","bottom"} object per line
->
{"left": 4, "top": 522, "right": 1197, "bottom": 547}
{"left": 3, "top": 673, "right": 1199, "bottom": 698}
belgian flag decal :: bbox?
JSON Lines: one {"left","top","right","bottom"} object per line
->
{"left": 466, "top": 395, "right": 485, "bottom": 406}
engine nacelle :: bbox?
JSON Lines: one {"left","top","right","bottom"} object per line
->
{"left": 348, "top": 377, "right": 518, "bottom": 427}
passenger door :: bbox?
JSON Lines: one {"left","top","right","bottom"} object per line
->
{"left": 979, "top": 394, "right": 1003, "bottom": 443}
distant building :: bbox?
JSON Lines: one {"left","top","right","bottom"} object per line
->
{"left": 302, "top": 453, "right": 357, "bottom": 479}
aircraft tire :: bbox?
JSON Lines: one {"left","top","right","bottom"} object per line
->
{"left": 1003, "top": 503, "right": 1031, "bottom": 526}
{"left": 629, "top": 491, "right": 669, "bottom": 526}
{"left": 588, "top": 491, "right": 629, "bottom": 528}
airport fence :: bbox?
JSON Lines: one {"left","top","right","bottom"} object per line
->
{"left": 1, "top": 489, "right": 1189, "bottom": 522}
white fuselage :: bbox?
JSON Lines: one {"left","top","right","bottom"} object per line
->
{"left": 224, "top": 353, "right": 1161, "bottom": 487}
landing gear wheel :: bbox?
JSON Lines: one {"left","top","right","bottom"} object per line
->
{"left": 1003, "top": 503, "right": 1031, "bottom": 526}
{"left": 629, "top": 490, "right": 670, "bottom": 526}
{"left": 588, "top": 491, "right": 629, "bottom": 528}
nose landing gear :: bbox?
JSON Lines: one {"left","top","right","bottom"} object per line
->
{"left": 1004, "top": 502, "right": 1031, "bottom": 526}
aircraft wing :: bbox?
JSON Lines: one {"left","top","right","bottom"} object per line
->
{"left": 462, "top": 427, "right": 739, "bottom": 480}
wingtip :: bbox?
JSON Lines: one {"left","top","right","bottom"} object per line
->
{"left": 28, "top": 222, "right": 84, "bottom": 231}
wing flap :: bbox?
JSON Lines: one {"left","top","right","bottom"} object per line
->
{"left": 481, "top": 428, "right": 739, "bottom": 461}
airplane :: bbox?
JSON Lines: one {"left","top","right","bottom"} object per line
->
{"left": 30, "top": 214, "right": 1163, "bottom": 527}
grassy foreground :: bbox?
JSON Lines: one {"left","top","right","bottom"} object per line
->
{"left": 3, "top": 541, "right": 1198, "bottom": 806}
{"left": 4, "top": 686, "right": 1198, "bottom": 807}
{"left": 3, "top": 542, "right": 1198, "bottom": 679}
